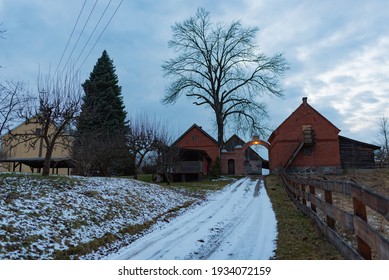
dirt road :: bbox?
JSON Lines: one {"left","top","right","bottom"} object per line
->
{"left": 106, "top": 177, "right": 277, "bottom": 260}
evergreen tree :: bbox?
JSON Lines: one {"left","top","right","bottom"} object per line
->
{"left": 73, "top": 50, "right": 130, "bottom": 176}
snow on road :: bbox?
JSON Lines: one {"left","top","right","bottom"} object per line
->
{"left": 106, "top": 177, "right": 277, "bottom": 260}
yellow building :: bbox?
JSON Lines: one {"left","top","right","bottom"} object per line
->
{"left": 0, "top": 119, "right": 74, "bottom": 175}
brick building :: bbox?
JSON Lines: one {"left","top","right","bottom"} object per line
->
{"left": 221, "top": 134, "right": 265, "bottom": 175}
{"left": 268, "top": 97, "right": 379, "bottom": 174}
{"left": 169, "top": 124, "right": 219, "bottom": 181}
{"left": 170, "top": 124, "right": 266, "bottom": 181}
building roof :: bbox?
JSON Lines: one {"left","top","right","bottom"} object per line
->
{"left": 224, "top": 134, "right": 264, "bottom": 161}
{"left": 268, "top": 97, "right": 341, "bottom": 143}
{"left": 339, "top": 135, "right": 381, "bottom": 150}
{"left": 0, "top": 157, "right": 75, "bottom": 168}
{"left": 172, "top": 123, "right": 219, "bottom": 147}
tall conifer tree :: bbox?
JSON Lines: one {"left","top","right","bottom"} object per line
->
{"left": 74, "top": 50, "right": 129, "bottom": 176}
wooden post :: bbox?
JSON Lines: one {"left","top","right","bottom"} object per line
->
{"left": 301, "top": 184, "right": 307, "bottom": 205}
{"left": 324, "top": 190, "right": 335, "bottom": 229}
{"left": 297, "top": 183, "right": 302, "bottom": 202}
{"left": 309, "top": 185, "right": 316, "bottom": 213}
{"left": 352, "top": 189, "right": 372, "bottom": 259}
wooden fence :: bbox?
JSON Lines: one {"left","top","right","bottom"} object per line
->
{"left": 280, "top": 171, "right": 389, "bottom": 259}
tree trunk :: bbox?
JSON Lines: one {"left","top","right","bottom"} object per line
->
{"left": 133, "top": 168, "right": 138, "bottom": 180}
{"left": 133, "top": 157, "right": 138, "bottom": 180}
{"left": 42, "top": 146, "right": 54, "bottom": 176}
{"left": 216, "top": 111, "right": 224, "bottom": 148}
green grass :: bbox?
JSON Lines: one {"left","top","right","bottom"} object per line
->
{"left": 158, "top": 178, "right": 233, "bottom": 197}
{"left": 265, "top": 174, "right": 343, "bottom": 260}
{"left": 133, "top": 174, "right": 234, "bottom": 196}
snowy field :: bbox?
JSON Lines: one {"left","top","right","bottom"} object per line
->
{"left": 0, "top": 174, "right": 197, "bottom": 259}
{"left": 106, "top": 177, "right": 278, "bottom": 260}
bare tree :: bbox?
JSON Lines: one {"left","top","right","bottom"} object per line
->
{"left": 128, "top": 114, "right": 168, "bottom": 180}
{"left": 162, "top": 8, "right": 288, "bottom": 146}
{"left": 376, "top": 115, "right": 389, "bottom": 167}
{"left": 72, "top": 130, "right": 130, "bottom": 176}
{"left": 153, "top": 140, "right": 180, "bottom": 185}
{"left": 0, "top": 81, "right": 30, "bottom": 136}
{"left": 13, "top": 72, "right": 82, "bottom": 176}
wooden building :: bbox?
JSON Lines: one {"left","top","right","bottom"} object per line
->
{"left": 339, "top": 136, "right": 380, "bottom": 170}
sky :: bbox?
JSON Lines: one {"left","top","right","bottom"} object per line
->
{"left": 1, "top": 0, "right": 389, "bottom": 152}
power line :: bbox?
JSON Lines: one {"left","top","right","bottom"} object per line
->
{"left": 71, "top": 0, "right": 113, "bottom": 71}
{"left": 54, "top": 0, "right": 87, "bottom": 77}
{"left": 77, "top": 0, "right": 123, "bottom": 73}
{"left": 60, "top": 0, "right": 99, "bottom": 77}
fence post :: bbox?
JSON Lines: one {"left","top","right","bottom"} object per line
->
{"left": 352, "top": 188, "right": 372, "bottom": 260}
{"left": 296, "top": 182, "right": 301, "bottom": 202}
{"left": 292, "top": 181, "right": 297, "bottom": 200}
{"left": 324, "top": 189, "right": 335, "bottom": 230}
{"left": 301, "top": 184, "right": 307, "bottom": 205}
{"left": 309, "top": 184, "right": 316, "bottom": 213}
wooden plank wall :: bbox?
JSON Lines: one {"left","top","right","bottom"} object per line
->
{"left": 280, "top": 171, "right": 389, "bottom": 259}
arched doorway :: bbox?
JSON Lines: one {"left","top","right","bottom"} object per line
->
{"left": 227, "top": 159, "right": 235, "bottom": 175}
{"left": 237, "top": 137, "right": 270, "bottom": 174}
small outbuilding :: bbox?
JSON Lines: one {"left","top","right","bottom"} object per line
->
{"left": 220, "top": 134, "right": 264, "bottom": 175}
{"left": 339, "top": 136, "right": 380, "bottom": 170}
{"left": 169, "top": 124, "right": 219, "bottom": 181}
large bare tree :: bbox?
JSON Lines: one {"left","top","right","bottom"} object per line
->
{"left": 162, "top": 8, "right": 288, "bottom": 146}
{"left": 14, "top": 73, "right": 82, "bottom": 176}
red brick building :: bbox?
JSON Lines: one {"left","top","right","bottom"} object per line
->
{"left": 268, "top": 97, "right": 342, "bottom": 174}
{"left": 221, "top": 134, "right": 265, "bottom": 175}
{"left": 268, "top": 97, "right": 379, "bottom": 174}
{"left": 170, "top": 124, "right": 219, "bottom": 181}
{"left": 170, "top": 124, "right": 265, "bottom": 181}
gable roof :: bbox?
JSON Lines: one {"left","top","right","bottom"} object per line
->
{"left": 268, "top": 97, "right": 341, "bottom": 143}
{"left": 339, "top": 135, "right": 381, "bottom": 150}
{"left": 172, "top": 123, "right": 219, "bottom": 147}
{"left": 224, "top": 134, "right": 245, "bottom": 151}
{"left": 224, "top": 134, "right": 264, "bottom": 160}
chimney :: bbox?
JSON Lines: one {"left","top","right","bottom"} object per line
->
{"left": 302, "top": 97, "right": 308, "bottom": 106}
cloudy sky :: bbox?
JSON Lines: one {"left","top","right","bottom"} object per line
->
{"left": 1, "top": 0, "right": 389, "bottom": 152}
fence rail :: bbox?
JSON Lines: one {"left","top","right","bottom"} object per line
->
{"left": 169, "top": 161, "right": 203, "bottom": 173}
{"left": 280, "top": 171, "right": 389, "bottom": 259}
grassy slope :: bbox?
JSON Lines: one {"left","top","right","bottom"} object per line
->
{"left": 265, "top": 174, "right": 343, "bottom": 260}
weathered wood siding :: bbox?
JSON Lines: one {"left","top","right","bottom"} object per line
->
{"left": 339, "top": 136, "right": 380, "bottom": 169}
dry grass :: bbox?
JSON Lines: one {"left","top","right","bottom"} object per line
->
{"left": 323, "top": 168, "right": 389, "bottom": 197}
{"left": 278, "top": 169, "right": 389, "bottom": 259}
{"left": 265, "top": 175, "right": 343, "bottom": 259}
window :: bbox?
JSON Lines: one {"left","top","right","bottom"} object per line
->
{"left": 303, "top": 146, "right": 312, "bottom": 155}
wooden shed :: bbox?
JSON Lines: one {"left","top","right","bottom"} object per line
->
{"left": 339, "top": 136, "right": 380, "bottom": 170}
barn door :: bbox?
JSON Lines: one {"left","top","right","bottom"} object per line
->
{"left": 228, "top": 159, "right": 235, "bottom": 175}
